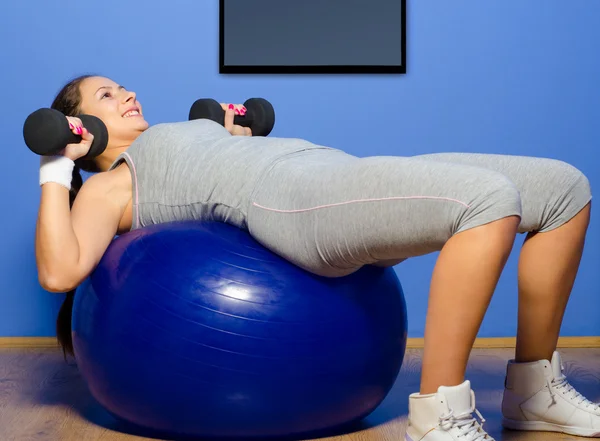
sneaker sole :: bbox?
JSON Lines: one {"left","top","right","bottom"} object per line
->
{"left": 502, "top": 417, "right": 600, "bottom": 438}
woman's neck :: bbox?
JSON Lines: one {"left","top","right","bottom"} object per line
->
{"left": 97, "top": 145, "right": 130, "bottom": 172}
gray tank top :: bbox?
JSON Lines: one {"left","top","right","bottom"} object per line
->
{"left": 109, "top": 119, "right": 335, "bottom": 231}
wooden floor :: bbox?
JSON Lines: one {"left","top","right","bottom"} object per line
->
{"left": 0, "top": 348, "right": 598, "bottom": 441}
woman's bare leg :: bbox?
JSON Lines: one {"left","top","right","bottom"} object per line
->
{"left": 515, "top": 202, "right": 591, "bottom": 363}
{"left": 420, "top": 215, "right": 521, "bottom": 394}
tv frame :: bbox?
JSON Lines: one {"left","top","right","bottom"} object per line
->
{"left": 219, "top": 0, "right": 407, "bottom": 74}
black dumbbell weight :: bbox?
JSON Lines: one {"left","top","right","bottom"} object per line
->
{"left": 23, "top": 108, "right": 109, "bottom": 159}
{"left": 188, "top": 98, "right": 275, "bottom": 137}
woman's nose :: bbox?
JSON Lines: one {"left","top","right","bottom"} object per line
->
{"left": 122, "top": 90, "right": 137, "bottom": 103}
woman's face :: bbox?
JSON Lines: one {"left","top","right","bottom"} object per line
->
{"left": 78, "top": 76, "right": 149, "bottom": 149}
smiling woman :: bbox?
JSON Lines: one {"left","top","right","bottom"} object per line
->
{"left": 36, "top": 72, "right": 595, "bottom": 441}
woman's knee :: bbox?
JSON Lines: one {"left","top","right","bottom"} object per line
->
{"left": 536, "top": 160, "right": 592, "bottom": 232}
{"left": 547, "top": 159, "right": 591, "bottom": 194}
{"left": 557, "top": 161, "right": 591, "bottom": 199}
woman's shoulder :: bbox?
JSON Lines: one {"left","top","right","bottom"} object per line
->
{"left": 82, "top": 164, "right": 132, "bottom": 203}
{"left": 70, "top": 165, "right": 133, "bottom": 244}
{"left": 77, "top": 164, "right": 132, "bottom": 232}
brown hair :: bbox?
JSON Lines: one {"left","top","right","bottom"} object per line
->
{"left": 50, "top": 74, "right": 102, "bottom": 359}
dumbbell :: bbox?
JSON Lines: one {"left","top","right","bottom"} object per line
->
{"left": 23, "top": 108, "right": 109, "bottom": 159}
{"left": 188, "top": 98, "right": 275, "bottom": 137}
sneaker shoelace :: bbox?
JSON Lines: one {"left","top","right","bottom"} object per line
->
{"left": 547, "top": 374, "right": 600, "bottom": 412}
{"left": 438, "top": 392, "right": 494, "bottom": 441}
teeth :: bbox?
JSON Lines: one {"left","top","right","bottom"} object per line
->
{"left": 123, "top": 110, "right": 140, "bottom": 118}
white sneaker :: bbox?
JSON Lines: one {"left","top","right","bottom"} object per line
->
{"left": 405, "top": 380, "right": 495, "bottom": 441}
{"left": 502, "top": 351, "right": 600, "bottom": 437}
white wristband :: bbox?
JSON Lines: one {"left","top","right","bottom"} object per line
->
{"left": 39, "top": 156, "right": 75, "bottom": 191}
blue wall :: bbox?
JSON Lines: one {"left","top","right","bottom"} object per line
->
{"left": 0, "top": 1, "right": 598, "bottom": 338}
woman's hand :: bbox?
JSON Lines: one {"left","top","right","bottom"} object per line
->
{"left": 60, "top": 116, "right": 95, "bottom": 161}
{"left": 220, "top": 103, "right": 252, "bottom": 136}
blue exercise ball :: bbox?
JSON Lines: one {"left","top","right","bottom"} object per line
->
{"left": 72, "top": 221, "right": 408, "bottom": 440}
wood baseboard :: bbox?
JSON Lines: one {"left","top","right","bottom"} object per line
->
{"left": 1, "top": 336, "right": 599, "bottom": 349}
{"left": 0, "top": 337, "right": 61, "bottom": 348}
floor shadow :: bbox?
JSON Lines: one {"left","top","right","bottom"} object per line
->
{"left": 28, "top": 348, "right": 415, "bottom": 441}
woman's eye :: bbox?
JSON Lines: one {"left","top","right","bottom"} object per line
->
{"left": 102, "top": 92, "right": 111, "bottom": 99}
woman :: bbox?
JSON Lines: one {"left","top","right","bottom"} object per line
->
{"left": 37, "top": 74, "right": 596, "bottom": 441}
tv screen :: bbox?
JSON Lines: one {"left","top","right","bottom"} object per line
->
{"left": 220, "top": 0, "right": 406, "bottom": 74}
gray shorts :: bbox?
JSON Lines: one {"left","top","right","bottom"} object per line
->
{"left": 247, "top": 150, "right": 592, "bottom": 277}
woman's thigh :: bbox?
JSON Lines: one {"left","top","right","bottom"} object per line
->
{"left": 247, "top": 150, "right": 521, "bottom": 277}
{"left": 413, "top": 152, "right": 592, "bottom": 233}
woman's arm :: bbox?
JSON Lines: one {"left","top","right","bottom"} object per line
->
{"left": 36, "top": 172, "right": 123, "bottom": 292}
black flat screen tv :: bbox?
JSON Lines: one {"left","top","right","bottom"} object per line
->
{"left": 220, "top": 0, "right": 406, "bottom": 74}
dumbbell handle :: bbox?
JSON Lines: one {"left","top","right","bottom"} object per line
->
{"left": 23, "top": 108, "right": 108, "bottom": 159}
{"left": 201, "top": 107, "right": 255, "bottom": 130}
{"left": 231, "top": 113, "right": 253, "bottom": 130}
